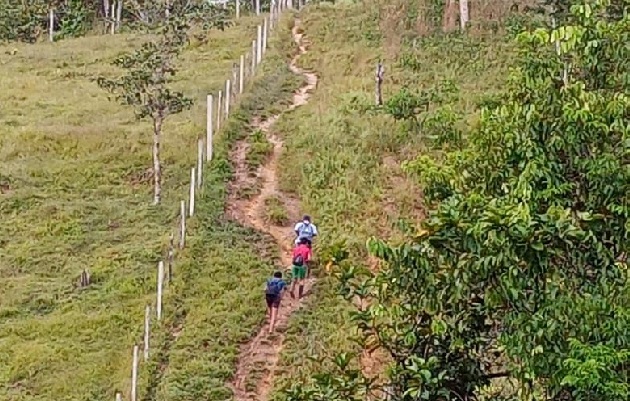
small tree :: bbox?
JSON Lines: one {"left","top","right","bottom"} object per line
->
{"left": 96, "top": 2, "right": 229, "bottom": 204}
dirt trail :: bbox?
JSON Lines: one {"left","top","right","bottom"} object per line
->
{"left": 226, "top": 19, "right": 318, "bottom": 401}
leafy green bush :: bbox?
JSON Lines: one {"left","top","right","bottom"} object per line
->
{"left": 561, "top": 339, "right": 630, "bottom": 399}
{"left": 0, "top": 0, "right": 231, "bottom": 42}
{"left": 0, "top": 0, "right": 97, "bottom": 42}
{"left": 282, "top": 1, "right": 630, "bottom": 400}
{"left": 57, "top": 0, "right": 93, "bottom": 39}
{"left": 0, "top": 0, "right": 49, "bottom": 43}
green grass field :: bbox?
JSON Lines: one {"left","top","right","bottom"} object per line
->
{"left": 0, "top": 12, "right": 299, "bottom": 401}
{"left": 267, "top": 1, "right": 518, "bottom": 396}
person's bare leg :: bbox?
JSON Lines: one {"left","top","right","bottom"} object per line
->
{"left": 290, "top": 279, "right": 296, "bottom": 298}
{"left": 269, "top": 306, "right": 278, "bottom": 333}
{"left": 298, "top": 278, "right": 305, "bottom": 299}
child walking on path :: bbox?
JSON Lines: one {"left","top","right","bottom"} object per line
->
{"left": 290, "top": 237, "right": 312, "bottom": 299}
{"left": 265, "top": 271, "right": 287, "bottom": 334}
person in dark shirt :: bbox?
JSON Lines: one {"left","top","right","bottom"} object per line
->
{"left": 265, "top": 271, "right": 287, "bottom": 334}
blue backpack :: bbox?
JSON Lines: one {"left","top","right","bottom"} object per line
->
{"left": 266, "top": 278, "right": 284, "bottom": 295}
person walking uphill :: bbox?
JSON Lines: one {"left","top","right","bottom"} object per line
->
{"left": 290, "top": 237, "right": 312, "bottom": 299}
{"left": 294, "top": 215, "right": 318, "bottom": 247}
{"left": 265, "top": 271, "right": 287, "bottom": 334}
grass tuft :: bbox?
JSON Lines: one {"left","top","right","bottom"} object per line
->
{"left": 246, "top": 129, "right": 274, "bottom": 172}
{"left": 264, "top": 195, "right": 290, "bottom": 226}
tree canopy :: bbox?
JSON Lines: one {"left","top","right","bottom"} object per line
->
{"left": 0, "top": 0, "right": 231, "bottom": 42}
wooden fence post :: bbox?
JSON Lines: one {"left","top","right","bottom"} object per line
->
{"left": 206, "top": 95, "right": 213, "bottom": 161}
{"left": 143, "top": 305, "right": 150, "bottom": 361}
{"left": 239, "top": 55, "right": 245, "bottom": 94}
{"left": 156, "top": 261, "right": 164, "bottom": 320}
{"left": 189, "top": 168, "right": 195, "bottom": 217}
{"left": 216, "top": 90, "right": 222, "bottom": 131}
{"left": 256, "top": 0, "right": 260, "bottom": 15}
{"left": 225, "top": 80, "right": 231, "bottom": 117}
{"left": 251, "top": 40, "right": 257, "bottom": 74}
{"left": 262, "top": 18, "right": 268, "bottom": 54}
{"left": 236, "top": 0, "right": 240, "bottom": 18}
{"left": 131, "top": 345, "right": 139, "bottom": 401}
{"left": 551, "top": 14, "right": 568, "bottom": 85}
{"left": 232, "top": 63, "right": 238, "bottom": 98}
{"left": 116, "top": 393, "right": 122, "bottom": 401}
{"left": 197, "top": 139, "right": 203, "bottom": 189}
{"left": 116, "top": 0, "right": 122, "bottom": 30}
{"left": 168, "top": 233, "right": 174, "bottom": 280}
{"left": 110, "top": 3, "right": 116, "bottom": 34}
{"left": 49, "top": 10, "right": 54, "bottom": 42}
{"left": 179, "top": 201, "right": 186, "bottom": 249}
{"left": 256, "top": 25, "right": 262, "bottom": 64}
{"left": 375, "top": 63, "right": 384, "bottom": 106}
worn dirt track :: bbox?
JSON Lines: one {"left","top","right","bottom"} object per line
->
{"left": 226, "top": 19, "right": 318, "bottom": 401}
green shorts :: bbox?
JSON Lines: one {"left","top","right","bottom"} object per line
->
{"left": 292, "top": 264, "right": 306, "bottom": 280}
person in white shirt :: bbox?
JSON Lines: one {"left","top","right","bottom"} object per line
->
{"left": 294, "top": 215, "right": 318, "bottom": 248}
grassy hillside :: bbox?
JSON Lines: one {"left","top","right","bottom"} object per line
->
{"left": 0, "top": 13, "right": 292, "bottom": 401}
{"left": 6, "top": 0, "right": 600, "bottom": 399}
{"left": 268, "top": 0, "right": 519, "bottom": 396}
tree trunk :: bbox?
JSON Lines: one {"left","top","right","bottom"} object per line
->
{"left": 443, "top": 0, "right": 458, "bottom": 32}
{"left": 152, "top": 118, "right": 163, "bottom": 205}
